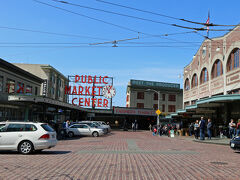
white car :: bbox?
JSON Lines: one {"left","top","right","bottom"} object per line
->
{"left": 67, "top": 124, "right": 105, "bottom": 137}
{"left": 0, "top": 122, "right": 57, "bottom": 154}
{"left": 80, "top": 121, "right": 111, "bottom": 133}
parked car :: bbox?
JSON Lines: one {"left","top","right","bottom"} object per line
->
{"left": 0, "top": 122, "right": 57, "bottom": 154}
{"left": 230, "top": 136, "right": 240, "bottom": 151}
{"left": 93, "top": 121, "right": 111, "bottom": 133}
{"left": 67, "top": 123, "right": 105, "bottom": 137}
{"left": 78, "top": 121, "right": 108, "bottom": 134}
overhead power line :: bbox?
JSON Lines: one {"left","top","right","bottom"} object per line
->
{"left": 51, "top": 0, "right": 171, "bottom": 26}
{"left": 0, "top": 25, "right": 110, "bottom": 40}
{"left": 96, "top": 0, "right": 239, "bottom": 27}
{"left": 33, "top": 0, "right": 204, "bottom": 45}
{"left": 33, "top": 0, "right": 142, "bottom": 34}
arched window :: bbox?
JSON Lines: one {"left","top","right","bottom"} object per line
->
{"left": 200, "top": 68, "right": 208, "bottom": 84}
{"left": 211, "top": 59, "right": 223, "bottom": 79}
{"left": 227, "top": 48, "right": 239, "bottom": 72}
{"left": 184, "top": 78, "right": 190, "bottom": 91}
{"left": 191, "top": 74, "right": 198, "bottom": 88}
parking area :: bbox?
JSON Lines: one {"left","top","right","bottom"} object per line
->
{"left": 0, "top": 131, "right": 239, "bottom": 180}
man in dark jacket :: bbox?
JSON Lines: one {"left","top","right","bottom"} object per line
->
{"left": 199, "top": 117, "right": 206, "bottom": 140}
{"left": 207, "top": 119, "right": 212, "bottom": 140}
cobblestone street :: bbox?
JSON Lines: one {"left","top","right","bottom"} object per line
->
{"left": 0, "top": 131, "right": 239, "bottom": 180}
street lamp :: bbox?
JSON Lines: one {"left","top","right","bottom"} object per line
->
{"left": 146, "top": 89, "right": 160, "bottom": 133}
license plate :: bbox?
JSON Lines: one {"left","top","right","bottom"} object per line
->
{"left": 231, "top": 143, "right": 235, "bottom": 147}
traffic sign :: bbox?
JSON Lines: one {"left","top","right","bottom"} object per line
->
{"left": 156, "top": 109, "right": 161, "bottom": 115}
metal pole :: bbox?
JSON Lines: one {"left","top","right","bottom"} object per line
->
{"left": 157, "top": 91, "right": 160, "bottom": 134}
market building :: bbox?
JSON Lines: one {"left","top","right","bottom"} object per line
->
{"left": 126, "top": 79, "right": 183, "bottom": 116}
{"left": 173, "top": 25, "right": 240, "bottom": 129}
{"left": 13, "top": 63, "right": 68, "bottom": 102}
{"left": 0, "top": 58, "right": 43, "bottom": 121}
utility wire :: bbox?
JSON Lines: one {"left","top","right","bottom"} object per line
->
{"left": 96, "top": 0, "right": 239, "bottom": 27}
{"left": 0, "top": 25, "right": 110, "bottom": 40}
{"left": 51, "top": 0, "right": 172, "bottom": 26}
{"left": 33, "top": 0, "right": 203, "bottom": 46}
{"left": 33, "top": 0, "right": 142, "bottom": 34}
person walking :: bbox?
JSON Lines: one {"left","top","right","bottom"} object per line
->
{"left": 149, "top": 124, "right": 152, "bottom": 132}
{"left": 199, "top": 117, "right": 206, "bottom": 140}
{"left": 194, "top": 120, "right": 200, "bottom": 139}
{"left": 189, "top": 122, "right": 194, "bottom": 136}
{"left": 207, "top": 119, "right": 212, "bottom": 140}
{"left": 236, "top": 119, "right": 240, "bottom": 136}
{"left": 229, "top": 119, "right": 236, "bottom": 139}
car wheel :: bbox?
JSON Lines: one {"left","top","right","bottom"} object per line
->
{"left": 18, "top": 141, "right": 33, "bottom": 155}
{"left": 68, "top": 132, "right": 74, "bottom": 138}
{"left": 92, "top": 131, "right": 99, "bottom": 137}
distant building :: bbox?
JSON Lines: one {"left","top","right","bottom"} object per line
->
{"left": 126, "top": 79, "right": 183, "bottom": 116}
{"left": 14, "top": 63, "right": 68, "bottom": 102}
{"left": 0, "top": 58, "right": 43, "bottom": 121}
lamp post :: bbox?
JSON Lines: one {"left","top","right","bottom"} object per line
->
{"left": 147, "top": 89, "right": 160, "bottom": 133}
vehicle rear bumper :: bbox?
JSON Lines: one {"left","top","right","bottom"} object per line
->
{"left": 34, "top": 139, "right": 57, "bottom": 150}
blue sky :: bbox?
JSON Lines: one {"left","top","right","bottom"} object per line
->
{"left": 0, "top": 0, "right": 239, "bottom": 107}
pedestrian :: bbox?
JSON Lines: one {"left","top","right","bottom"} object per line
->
{"left": 189, "top": 123, "right": 194, "bottom": 136}
{"left": 194, "top": 120, "right": 199, "bottom": 139}
{"left": 149, "top": 124, "right": 152, "bottom": 132}
{"left": 236, "top": 119, "right": 240, "bottom": 136}
{"left": 132, "top": 122, "right": 134, "bottom": 131}
{"left": 229, "top": 119, "right": 236, "bottom": 139}
{"left": 153, "top": 127, "right": 157, "bottom": 136}
{"left": 207, "top": 119, "right": 212, "bottom": 140}
{"left": 134, "top": 119, "right": 137, "bottom": 132}
{"left": 199, "top": 117, "right": 206, "bottom": 140}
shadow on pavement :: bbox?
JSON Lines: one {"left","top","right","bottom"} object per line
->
{"left": 36, "top": 150, "right": 72, "bottom": 155}
{"left": 0, "top": 150, "right": 72, "bottom": 155}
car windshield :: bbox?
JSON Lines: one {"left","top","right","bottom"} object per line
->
{"left": 41, "top": 124, "right": 55, "bottom": 132}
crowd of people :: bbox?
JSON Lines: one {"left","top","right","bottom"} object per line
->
{"left": 150, "top": 123, "right": 176, "bottom": 137}
{"left": 189, "top": 117, "right": 240, "bottom": 140}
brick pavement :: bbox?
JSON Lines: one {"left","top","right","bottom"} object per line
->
{"left": 0, "top": 131, "right": 239, "bottom": 180}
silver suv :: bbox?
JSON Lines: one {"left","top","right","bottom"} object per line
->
{"left": 67, "top": 124, "right": 104, "bottom": 137}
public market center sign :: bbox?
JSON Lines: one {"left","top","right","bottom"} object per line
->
{"left": 65, "top": 75, "right": 116, "bottom": 108}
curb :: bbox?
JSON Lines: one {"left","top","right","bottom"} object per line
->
{"left": 192, "top": 139, "right": 229, "bottom": 146}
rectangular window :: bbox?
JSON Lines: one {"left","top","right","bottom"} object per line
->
{"left": 154, "top": 93, "right": 158, "bottom": 100}
{"left": 0, "top": 76, "right": 3, "bottom": 92}
{"left": 137, "top": 103, "right": 144, "bottom": 109}
{"left": 6, "top": 79, "right": 15, "bottom": 94}
{"left": 162, "top": 104, "right": 165, "bottom": 112}
{"left": 168, "top": 105, "right": 176, "bottom": 112}
{"left": 153, "top": 104, "right": 158, "bottom": 110}
{"left": 204, "top": 69, "right": 207, "bottom": 82}
{"left": 16, "top": 82, "right": 24, "bottom": 94}
{"left": 52, "top": 73, "right": 55, "bottom": 84}
{"left": 26, "top": 85, "right": 32, "bottom": 95}
{"left": 168, "top": 94, "right": 176, "bottom": 101}
{"left": 217, "top": 62, "right": 220, "bottom": 76}
{"left": 35, "top": 87, "right": 38, "bottom": 95}
{"left": 162, "top": 94, "right": 165, "bottom": 101}
{"left": 137, "top": 92, "right": 144, "bottom": 99}
{"left": 52, "top": 87, "right": 55, "bottom": 95}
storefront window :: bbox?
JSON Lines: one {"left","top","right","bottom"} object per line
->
{"left": 16, "top": 82, "right": 24, "bottom": 94}
{"left": 26, "top": 85, "right": 32, "bottom": 95}
{"left": 6, "top": 79, "right": 15, "bottom": 94}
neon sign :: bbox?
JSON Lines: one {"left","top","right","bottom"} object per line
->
{"left": 65, "top": 75, "right": 115, "bottom": 108}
